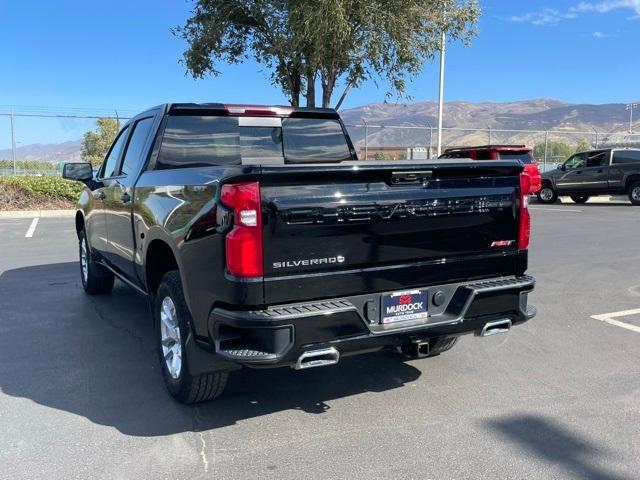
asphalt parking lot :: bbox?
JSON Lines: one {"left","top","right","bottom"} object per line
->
{"left": 1, "top": 203, "right": 639, "bottom": 480}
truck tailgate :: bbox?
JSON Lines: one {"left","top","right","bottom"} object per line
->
{"left": 259, "top": 161, "right": 526, "bottom": 304}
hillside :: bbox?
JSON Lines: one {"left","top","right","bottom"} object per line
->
{"left": 0, "top": 140, "right": 82, "bottom": 164}
{"left": 339, "top": 99, "right": 637, "bottom": 150}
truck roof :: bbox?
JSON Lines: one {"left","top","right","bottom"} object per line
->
{"left": 164, "top": 103, "right": 340, "bottom": 119}
{"left": 444, "top": 145, "right": 530, "bottom": 153}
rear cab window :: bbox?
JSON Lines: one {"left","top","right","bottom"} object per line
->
{"left": 155, "top": 114, "right": 353, "bottom": 169}
{"left": 497, "top": 151, "right": 534, "bottom": 164}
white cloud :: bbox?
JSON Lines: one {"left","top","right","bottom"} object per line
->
{"left": 507, "top": 0, "right": 640, "bottom": 26}
{"left": 572, "top": 1, "right": 640, "bottom": 14}
{"left": 507, "top": 8, "right": 576, "bottom": 26}
{"left": 592, "top": 31, "right": 608, "bottom": 37}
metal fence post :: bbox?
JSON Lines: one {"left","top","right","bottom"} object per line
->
{"left": 429, "top": 126, "right": 433, "bottom": 159}
{"left": 363, "top": 119, "right": 368, "bottom": 160}
{"left": 10, "top": 109, "right": 17, "bottom": 175}
{"left": 592, "top": 127, "right": 599, "bottom": 148}
{"left": 543, "top": 131, "right": 549, "bottom": 172}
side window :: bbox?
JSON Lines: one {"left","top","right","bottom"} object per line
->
{"left": 612, "top": 150, "right": 640, "bottom": 164}
{"left": 156, "top": 116, "right": 241, "bottom": 169}
{"left": 586, "top": 151, "right": 608, "bottom": 167}
{"left": 120, "top": 117, "right": 154, "bottom": 176}
{"left": 565, "top": 153, "right": 586, "bottom": 169}
{"left": 100, "top": 127, "right": 129, "bottom": 179}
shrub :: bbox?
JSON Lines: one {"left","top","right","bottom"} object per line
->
{"left": 0, "top": 176, "right": 83, "bottom": 202}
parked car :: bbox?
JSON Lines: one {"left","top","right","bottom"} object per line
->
{"left": 64, "top": 103, "right": 536, "bottom": 403}
{"left": 439, "top": 145, "right": 542, "bottom": 193}
{"left": 537, "top": 148, "right": 640, "bottom": 205}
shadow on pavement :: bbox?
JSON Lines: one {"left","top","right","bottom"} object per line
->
{"left": 485, "top": 414, "right": 631, "bottom": 480}
{"left": 0, "top": 262, "right": 422, "bottom": 436}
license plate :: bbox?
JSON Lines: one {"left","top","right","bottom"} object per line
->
{"left": 381, "top": 290, "right": 428, "bottom": 324}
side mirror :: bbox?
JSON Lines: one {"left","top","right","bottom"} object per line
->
{"left": 63, "top": 162, "right": 93, "bottom": 182}
{"left": 557, "top": 164, "right": 566, "bottom": 171}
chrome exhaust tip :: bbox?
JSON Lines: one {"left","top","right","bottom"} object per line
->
{"left": 293, "top": 347, "right": 340, "bottom": 370}
{"left": 477, "top": 319, "right": 512, "bottom": 337}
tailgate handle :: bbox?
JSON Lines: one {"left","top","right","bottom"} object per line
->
{"left": 391, "top": 170, "right": 432, "bottom": 186}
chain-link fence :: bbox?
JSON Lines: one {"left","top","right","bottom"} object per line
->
{"left": 0, "top": 107, "right": 636, "bottom": 176}
{"left": 343, "top": 123, "right": 636, "bottom": 171}
{"left": 0, "top": 107, "right": 132, "bottom": 177}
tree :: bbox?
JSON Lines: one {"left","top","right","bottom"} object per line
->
{"left": 533, "top": 141, "right": 574, "bottom": 162}
{"left": 574, "top": 139, "right": 590, "bottom": 153}
{"left": 175, "top": 0, "right": 480, "bottom": 108}
{"left": 81, "top": 118, "right": 119, "bottom": 166}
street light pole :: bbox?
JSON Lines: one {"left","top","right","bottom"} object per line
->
{"left": 436, "top": 30, "right": 446, "bottom": 157}
{"left": 626, "top": 103, "right": 638, "bottom": 133}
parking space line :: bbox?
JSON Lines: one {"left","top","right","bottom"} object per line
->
{"left": 530, "top": 207, "right": 583, "bottom": 213}
{"left": 591, "top": 308, "right": 640, "bottom": 334}
{"left": 25, "top": 218, "right": 39, "bottom": 238}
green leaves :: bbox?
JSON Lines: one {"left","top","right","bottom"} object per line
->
{"left": 176, "top": 0, "right": 480, "bottom": 107}
{"left": 0, "top": 176, "right": 84, "bottom": 202}
{"left": 81, "top": 118, "right": 119, "bottom": 167}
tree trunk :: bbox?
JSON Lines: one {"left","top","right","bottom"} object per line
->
{"left": 321, "top": 69, "right": 337, "bottom": 108}
{"left": 320, "top": 68, "right": 336, "bottom": 108}
{"left": 290, "top": 72, "right": 301, "bottom": 107}
{"left": 305, "top": 72, "right": 316, "bottom": 107}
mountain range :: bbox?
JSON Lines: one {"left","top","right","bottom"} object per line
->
{"left": 1, "top": 99, "right": 637, "bottom": 163}
{"left": 339, "top": 99, "right": 637, "bottom": 149}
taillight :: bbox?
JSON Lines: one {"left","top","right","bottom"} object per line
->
{"left": 220, "top": 181, "right": 263, "bottom": 278}
{"left": 518, "top": 173, "right": 531, "bottom": 250}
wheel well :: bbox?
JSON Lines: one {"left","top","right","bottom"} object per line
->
{"left": 625, "top": 175, "right": 640, "bottom": 191}
{"left": 541, "top": 179, "right": 553, "bottom": 188}
{"left": 145, "top": 240, "right": 179, "bottom": 294}
{"left": 75, "top": 212, "right": 85, "bottom": 240}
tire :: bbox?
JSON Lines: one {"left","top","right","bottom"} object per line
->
{"left": 537, "top": 185, "right": 558, "bottom": 204}
{"left": 427, "top": 336, "right": 459, "bottom": 357}
{"left": 570, "top": 195, "right": 590, "bottom": 204}
{"left": 155, "top": 271, "right": 228, "bottom": 403}
{"left": 628, "top": 181, "right": 640, "bottom": 205}
{"left": 79, "top": 228, "right": 114, "bottom": 295}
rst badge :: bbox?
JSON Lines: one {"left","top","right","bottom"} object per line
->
{"left": 381, "top": 290, "right": 428, "bottom": 324}
{"left": 491, "top": 240, "right": 515, "bottom": 247}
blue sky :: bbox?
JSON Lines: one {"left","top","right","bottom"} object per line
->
{"left": 0, "top": 0, "right": 639, "bottom": 148}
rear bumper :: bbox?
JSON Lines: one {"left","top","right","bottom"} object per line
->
{"left": 208, "top": 275, "right": 536, "bottom": 368}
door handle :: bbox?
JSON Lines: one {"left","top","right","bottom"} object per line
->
{"left": 597, "top": 169, "right": 603, "bottom": 173}
{"left": 576, "top": 171, "right": 582, "bottom": 174}
{"left": 120, "top": 192, "right": 131, "bottom": 203}
{"left": 95, "top": 191, "right": 106, "bottom": 200}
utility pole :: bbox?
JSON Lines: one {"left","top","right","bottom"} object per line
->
{"left": 10, "top": 108, "right": 17, "bottom": 174}
{"left": 626, "top": 103, "right": 638, "bottom": 133}
{"left": 436, "top": 29, "right": 446, "bottom": 156}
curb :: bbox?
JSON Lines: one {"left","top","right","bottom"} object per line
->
{"left": 0, "top": 209, "right": 76, "bottom": 218}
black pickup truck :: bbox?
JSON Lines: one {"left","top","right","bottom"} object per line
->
{"left": 64, "top": 103, "right": 536, "bottom": 403}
